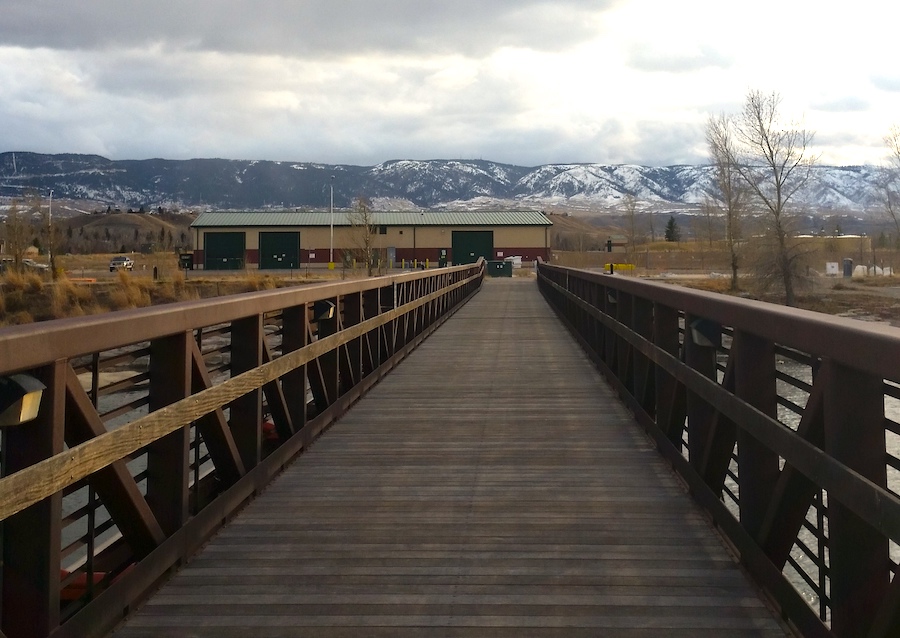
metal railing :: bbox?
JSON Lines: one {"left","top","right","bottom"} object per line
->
{"left": 538, "top": 261, "right": 900, "bottom": 638}
{"left": 0, "top": 261, "right": 484, "bottom": 638}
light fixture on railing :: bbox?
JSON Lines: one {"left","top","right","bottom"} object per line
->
{"left": 689, "top": 318, "right": 720, "bottom": 348}
{"left": 0, "top": 374, "right": 46, "bottom": 426}
{"left": 313, "top": 300, "right": 336, "bottom": 322}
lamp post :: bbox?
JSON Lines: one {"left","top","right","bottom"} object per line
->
{"left": 48, "top": 189, "right": 54, "bottom": 277}
{"left": 328, "top": 175, "right": 335, "bottom": 270}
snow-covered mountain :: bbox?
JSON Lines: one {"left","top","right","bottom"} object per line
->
{"left": 0, "top": 152, "right": 887, "bottom": 213}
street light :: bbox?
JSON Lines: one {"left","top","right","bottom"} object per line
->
{"left": 328, "top": 175, "right": 335, "bottom": 270}
{"left": 48, "top": 189, "right": 53, "bottom": 274}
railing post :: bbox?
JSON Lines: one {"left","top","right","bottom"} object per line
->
{"left": 2, "top": 360, "right": 65, "bottom": 638}
{"left": 147, "top": 332, "right": 191, "bottom": 535}
{"left": 342, "top": 293, "right": 363, "bottom": 394}
{"left": 632, "top": 297, "right": 654, "bottom": 415}
{"left": 616, "top": 291, "right": 633, "bottom": 391}
{"left": 731, "top": 330, "right": 778, "bottom": 539}
{"left": 281, "top": 304, "right": 308, "bottom": 431}
{"left": 603, "top": 286, "right": 616, "bottom": 367}
{"left": 316, "top": 297, "right": 340, "bottom": 407}
{"left": 653, "top": 303, "right": 684, "bottom": 447}
{"left": 684, "top": 314, "right": 720, "bottom": 472}
{"left": 823, "top": 359, "right": 889, "bottom": 636}
{"left": 362, "top": 290, "right": 379, "bottom": 375}
{"left": 230, "top": 315, "right": 263, "bottom": 469}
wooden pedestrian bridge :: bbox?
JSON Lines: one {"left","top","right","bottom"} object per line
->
{"left": 1, "top": 260, "right": 900, "bottom": 637}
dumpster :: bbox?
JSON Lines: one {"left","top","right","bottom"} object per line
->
{"left": 487, "top": 260, "right": 513, "bottom": 277}
{"left": 179, "top": 252, "right": 194, "bottom": 270}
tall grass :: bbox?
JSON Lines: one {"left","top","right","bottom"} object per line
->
{"left": 108, "top": 271, "right": 152, "bottom": 310}
{"left": 50, "top": 278, "right": 95, "bottom": 318}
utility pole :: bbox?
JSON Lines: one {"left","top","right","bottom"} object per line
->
{"left": 329, "top": 175, "right": 335, "bottom": 270}
{"left": 48, "top": 189, "right": 54, "bottom": 278}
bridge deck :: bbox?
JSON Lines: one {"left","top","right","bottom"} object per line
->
{"left": 115, "top": 278, "right": 786, "bottom": 637}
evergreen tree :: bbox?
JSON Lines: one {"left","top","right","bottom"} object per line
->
{"left": 664, "top": 216, "right": 681, "bottom": 242}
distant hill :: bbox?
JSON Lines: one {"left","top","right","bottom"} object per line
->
{"left": 0, "top": 152, "right": 887, "bottom": 213}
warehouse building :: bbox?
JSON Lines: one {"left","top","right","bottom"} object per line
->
{"left": 190, "top": 210, "right": 552, "bottom": 270}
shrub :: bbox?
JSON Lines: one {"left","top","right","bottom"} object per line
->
{"left": 244, "top": 273, "right": 278, "bottom": 292}
{"left": 50, "top": 280, "right": 93, "bottom": 318}
{"left": 7, "top": 310, "right": 34, "bottom": 325}
{"left": 1, "top": 270, "right": 26, "bottom": 292}
{"left": 24, "top": 273, "right": 44, "bottom": 293}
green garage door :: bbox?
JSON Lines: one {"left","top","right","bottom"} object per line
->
{"left": 452, "top": 231, "right": 493, "bottom": 265}
{"left": 259, "top": 232, "right": 300, "bottom": 269}
{"left": 205, "top": 232, "right": 245, "bottom": 270}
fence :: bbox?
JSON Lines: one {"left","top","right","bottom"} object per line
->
{"left": 538, "top": 261, "right": 900, "bottom": 638}
{"left": 0, "top": 260, "right": 484, "bottom": 638}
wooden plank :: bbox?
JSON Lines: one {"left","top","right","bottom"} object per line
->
{"left": 116, "top": 280, "right": 786, "bottom": 637}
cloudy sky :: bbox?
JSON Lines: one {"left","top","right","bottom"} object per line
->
{"left": 2, "top": 0, "right": 899, "bottom": 167}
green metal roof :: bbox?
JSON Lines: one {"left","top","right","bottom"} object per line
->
{"left": 191, "top": 210, "right": 552, "bottom": 228}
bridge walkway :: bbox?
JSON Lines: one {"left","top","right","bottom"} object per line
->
{"left": 115, "top": 278, "right": 787, "bottom": 637}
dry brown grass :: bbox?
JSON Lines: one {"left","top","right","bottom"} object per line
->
{"left": 243, "top": 272, "right": 279, "bottom": 291}
{"left": 1, "top": 270, "right": 27, "bottom": 292}
{"left": 0, "top": 264, "right": 325, "bottom": 327}
{"left": 50, "top": 279, "right": 95, "bottom": 318}
{"left": 107, "top": 271, "right": 152, "bottom": 310}
{"left": 4, "top": 311, "right": 34, "bottom": 326}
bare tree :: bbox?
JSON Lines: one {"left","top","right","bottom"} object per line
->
{"left": 706, "top": 113, "right": 747, "bottom": 290}
{"left": 3, "top": 200, "right": 30, "bottom": 269}
{"left": 727, "top": 90, "right": 815, "bottom": 306}
{"left": 623, "top": 194, "right": 639, "bottom": 260}
{"left": 882, "top": 126, "right": 900, "bottom": 241}
{"left": 347, "top": 196, "right": 378, "bottom": 276}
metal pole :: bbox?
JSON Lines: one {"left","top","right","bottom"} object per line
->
{"left": 329, "top": 175, "right": 334, "bottom": 270}
{"left": 48, "top": 189, "right": 53, "bottom": 276}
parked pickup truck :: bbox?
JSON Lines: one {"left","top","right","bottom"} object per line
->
{"left": 109, "top": 255, "right": 135, "bottom": 271}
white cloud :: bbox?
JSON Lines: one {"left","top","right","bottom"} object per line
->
{"left": 2, "top": 1, "right": 900, "bottom": 166}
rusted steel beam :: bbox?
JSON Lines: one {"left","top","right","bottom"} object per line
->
{"left": 697, "top": 359, "right": 736, "bottom": 495}
{"left": 189, "top": 341, "right": 245, "bottom": 486}
{"left": 538, "top": 273, "right": 900, "bottom": 542}
{"left": 361, "top": 290, "right": 379, "bottom": 377}
{"left": 757, "top": 371, "right": 824, "bottom": 567}
{"left": 0, "top": 265, "right": 482, "bottom": 376}
{"left": 823, "top": 359, "right": 889, "bottom": 636}
{"left": 315, "top": 299, "right": 340, "bottom": 408}
{"left": 306, "top": 320, "right": 329, "bottom": 414}
{"left": 2, "top": 361, "right": 65, "bottom": 638}
{"left": 146, "top": 332, "right": 191, "bottom": 536}
{"left": 51, "top": 278, "right": 481, "bottom": 638}
{"left": 684, "top": 313, "right": 720, "bottom": 473}
{"left": 230, "top": 315, "right": 263, "bottom": 469}
{"left": 539, "top": 263, "right": 900, "bottom": 382}
{"left": 279, "top": 304, "right": 308, "bottom": 432}
{"left": 615, "top": 291, "right": 633, "bottom": 393}
{"left": 261, "top": 342, "right": 295, "bottom": 442}
{"left": 340, "top": 293, "right": 363, "bottom": 395}
{"left": 63, "top": 367, "right": 165, "bottom": 555}
{"left": 652, "top": 303, "right": 684, "bottom": 447}
{"left": 0, "top": 271, "right": 481, "bottom": 525}
{"left": 631, "top": 297, "right": 654, "bottom": 414}
{"left": 732, "top": 330, "right": 779, "bottom": 541}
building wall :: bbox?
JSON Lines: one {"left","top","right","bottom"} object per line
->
{"left": 193, "top": 224, "right": 549, "bottom": 268}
